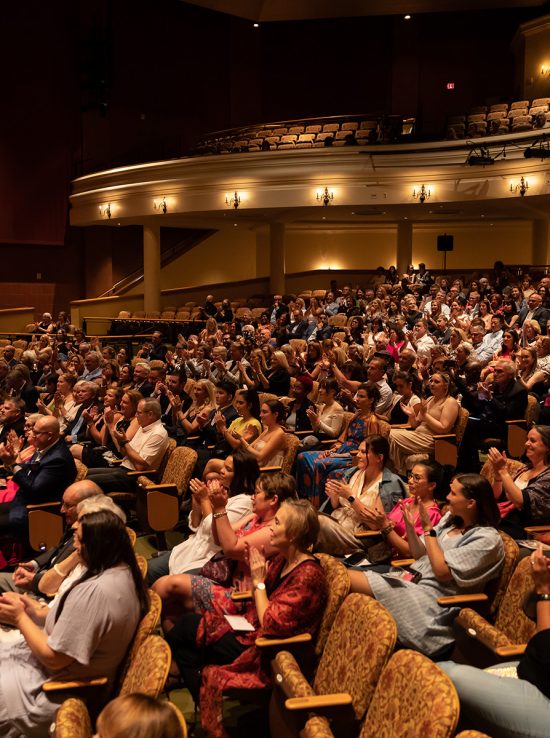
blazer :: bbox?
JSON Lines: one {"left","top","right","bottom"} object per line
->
{"left": 518, "top": 305, "right": 549, "bottom": 333}
{"left": 11, "top": 438, "right": 77, "bottom": 508}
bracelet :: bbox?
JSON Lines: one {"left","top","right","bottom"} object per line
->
{"left": 213, "top": 511, "right": 227, "bottom": 519}
{"left": 380, "top": 522, "right": 395, "bottom": 537}
{"left": 53, "top": 564, "right": 67, "bottom": 578}
{"left": 536, "top": 593, "right": 550, "bottom": 602}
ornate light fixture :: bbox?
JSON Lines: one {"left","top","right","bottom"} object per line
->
{"left": 153, "top": 196, "right": 167, "bottom": 214}
{"left": 226, "top": 191, "right": 241, "bottom": 209}
{"left": 412, "top": 185, "right": 430, "bottom": 204}
{"left": 316, "top": 187, "right": 334, "bottom": 206}
{"left": 510, "top": 176, "right": 529, "bottom": 197}
{"left": 98, "top": 203, "right": 112, "bottom": 219}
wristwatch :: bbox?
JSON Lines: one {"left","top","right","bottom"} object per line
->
{"left": 427, "top": 529, "right": 437, "bottom": 538}
{"left": 536, "top": 593, "right": 550, "bottom": 602}
{"left": 255, "top": 582, "right": 266, "bottom": 592}
{"left": 119, "top": 439, "right": 129, "bottom": 447}
{"left": 347, "top": 495, "right": 355, "bottom": 504}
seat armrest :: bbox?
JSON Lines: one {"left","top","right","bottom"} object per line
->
{"left": 391, "top": 558, "right": 415, "bottom": 567}
{"left": 256, "top": 633, "right": 312, "bottom": 648}
{"left": 43, "top": 676, "right": 108, "bottom": 692}
{"left": 26, "top": 502, "right": 62, "bottom": 510}
{"left": 433, "top": 433, "right": 457, "bottom": 440}
{"left": 437, "top": 593, "right": 489, "bottom": 606}
{"left": 139, "top": 483, "right": 178, "bottom": 495}
{"left": 525, "top": 525, "right": 550, "bottom": 535}
{"left": 260, "top": 466, "right": 282, "bottom": 472}
{"left": 231, "top": 590, "right": 252, "bottom": 601}
{"left": 505, "top": 419, "right": 526, "bottom": 425}
{"left": 494, "top": 644, "right": 527, "bottom": 657}
{"left": 390, "top": 424, "right": 412, "bottom": 429}
{"left": 353, "top": 530, "right": 382, "bottom": 539}
{"left": 285, "top": 693, "right": 353, "bottom": 711}
{"left": 127, "top": 468, "right": 158, "bottom": 477}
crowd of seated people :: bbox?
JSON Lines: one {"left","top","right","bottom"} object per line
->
{"left": 0, "top": 262, "right": 550, "bottom": 735}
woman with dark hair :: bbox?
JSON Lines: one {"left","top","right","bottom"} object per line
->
{"left": 346, "top": 316, "right": 365, "bottom": 345}
{"left": 488, "top": 426, "right": 550, "bottom": 539}
{"left": 147, "top": 450, "right": 260, "bottom": 584}
{"left": 0, "top": 509, "right": 148, "bottom": 738}
{"left": 70, "top": 386, "right": 124, "bottom": 463}
{"left": 236, "top": 399, "right": 287, "bottom": 467}
{"left": 296, "top": 383, "right": 388, "bottom": 505}
{"left": 494, "top": 329, "right": 519, "bottom": 361}
{"left": 478, "top": 299, "right": 493, "bottom": 331}
{"left": 215, "top": 388, "right": 262, "bottom": 451}
{"left": 316, "top": 436, "right": 407, "bottom": 557}
{"left": 349, "top": 473, "right": 504, "bottom": 657}
{"left": 285, "top": 374, "right": 315, "bottom": 433}
{"left": 102, "top": 359, "right": 120, "bottom": 388}
{"left": 305, "top": 377, "right": 344, "bottom": 442}
{"left": 303, "top": 341, "right": 322, "bottom": 373}
{"left": 500, "top": 296, "right": 519, "bottom": 330}
{"left": 166, "top": 499, "right": 327, "bottom": 738}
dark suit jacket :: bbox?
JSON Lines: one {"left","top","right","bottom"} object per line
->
{"left": 133, "top": 380, "right": 154, "bottom": 398}
{"left": 198, "top": 404, "right": 239, "bottom": 449}
{"left": 11, "top": 438, "right": 77, "bottom": 507}
{"left": 0, "top": 415, "right": 26, "bottom": 445}
{"left": 518, "top": 306, "right": 550, "bottom": 333}
{"left": 31, "top": 528, "right": 75, "bottom": 595}
{"left": 479, "top": 379, "right": 528, "bottom": 424}
{"left": 19, "top": 382, "right": 39, "bottom": 413}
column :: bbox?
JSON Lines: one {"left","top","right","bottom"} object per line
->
{"left": 269, "top": 222, "right": 285, "bottom": 296}
{"left": 532, "top": 219, "right": 550, "bottom": 267}
{"left": 396, "top": 220, "right": 413, "bottom": 275}
{"left": 143, "top": 225, "right": 161, "bottom": 313}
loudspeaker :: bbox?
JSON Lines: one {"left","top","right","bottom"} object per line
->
{"left": 437, "top": 234, "right": 454, "bottom": 252}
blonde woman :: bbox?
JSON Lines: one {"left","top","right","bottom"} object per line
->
{"left": 244, "top": 350, "right": 291, "bottom": 397}
{"left": 172, "top": 379, "right": 215, "bottom": 435}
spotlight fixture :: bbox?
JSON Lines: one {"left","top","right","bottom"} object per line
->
{"left": 317, "top": 187, "right": 334, "bottom": 206}
{"left": 153, "top": 197, "right": 167, "bottom": 214}
{"left": 467, "top": 145, "right": 495, "bottom": 166}
{"left": 524, "top": 137, "right": 550, "bottom": 159}
{"left": 98, "top": 203, "right": 112, "bottom": 219}
{"left": 225, "top": 191, "right": 241, "bottom": 209}
{"left": 412, "top": 184, "right": 430, "bottom": 204}
{"left": 510, "top": 177, "right": 529, "bottom": 197}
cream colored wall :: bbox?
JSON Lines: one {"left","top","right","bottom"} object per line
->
{"left": 284, "top": 226, "right": 398, "bottom": 272}
{"left": 126, "top": 227, "right": 258, "bottom": 294}
{"left": 412, "top": 221, "right": 532, "bottom": 270}
{"left": 520, "top": 17, "right": 550, "bottom": 102}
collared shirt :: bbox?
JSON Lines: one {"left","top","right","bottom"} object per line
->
{"left": 482, "top": 329, "right": 503, "bottom": 356}
{"left": 81, "top": 366, "right": 102, "bottom": 381}
{"left": 122, "top": 419, "right": 168, "bottom": 470}
{"left": 375, "top": 379, "right": 393, "bottom": 416}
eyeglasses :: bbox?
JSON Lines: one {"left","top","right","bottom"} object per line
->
{"left": 32, "top": 430, "right": 50, "bottom": 436}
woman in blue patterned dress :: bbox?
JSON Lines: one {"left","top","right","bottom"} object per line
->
{"left": 296, "top": 383, "right": 388, "bottom": 506}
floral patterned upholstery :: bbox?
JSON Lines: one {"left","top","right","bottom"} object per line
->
{"left": 52, "top": 698, "right": 92, "bottom": 738}
{"left": 377, "top": 419, "right": 391, "bottom": 440}
{"left": 480, "top": 458, "right": 524, "bottom": 486}
{"left": 455, "top": 608, "right": 513, "bottom": 651}
{"left": 359, "top": 650, "right": 459, "bottom": 738}
{"left": 119, "top": 634, "right": 171, "bottom": 697}
{"left": 136, "top": 554, "right": 148, "bottom": 579}
{"left": 137, "top": 442, "right": 193, "bottom": 493}
{"left": 74, "top": 460, "right": 88, "bottom": 482}
{"left": 493, "top": 556, "right": 536, "bottom": 644}
{"left": 314, "top": 554, "right": 350, "bottom": 657}
{"left": 487, "top": 531, "right": 519, "bottom": 618}
{"left": 119, "top": 590, "right": 162, "bottom": 682}
{"left": 314, "top": 594, "right": 397, "bottom": 720}
{"left": 455, "top": 732, "right": 493, "bottom": 738}
{"left": 301, "top": 716, "right": 334, "bottom": 738}
{"left": 126, "top": 527, "right": 137, "bottom": 547}
{"left": 272, "top": 594, "right": 396, "bottom": 731}
{"left": 281, "top": 434, "right": 302, "bottom": 475}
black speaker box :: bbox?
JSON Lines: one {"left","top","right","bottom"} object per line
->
{"left": 437, "top": 234, "right": 454, "bottom": 252}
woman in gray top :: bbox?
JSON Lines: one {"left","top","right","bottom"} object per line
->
{"left": 0, "top": 510, "right": 149, "bottom": 738}
{"left": 349, "top": 473, "right": 505, "bottom": 657}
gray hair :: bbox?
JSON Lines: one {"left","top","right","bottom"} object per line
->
{"left": 77, "top": 494, "right": 126, "bottom": 523}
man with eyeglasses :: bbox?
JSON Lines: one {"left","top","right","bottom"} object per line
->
{"left": 458, "top": 359, "right": 528, "bottom": 472}
{"left": 0, "top": 480, "right": 102, "bottom": 594}
{"left": 86, "top": 397, "right": 168, "bottom": 493}
{"left": 0, "top": 398, "right": 26, "bottom": 446}
{"left": 0, "top": 416, "right": 77, "bottom": 535}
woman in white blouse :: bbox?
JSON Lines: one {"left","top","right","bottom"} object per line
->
{"left": 305, "top": 377, "right": 344, "bottom": 442}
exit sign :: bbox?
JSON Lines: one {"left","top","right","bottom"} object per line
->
{"left": 447, "top": 82, "right": 455, "bottom": 90}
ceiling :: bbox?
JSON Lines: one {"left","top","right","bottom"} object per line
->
{"left": 182, "top": 0, "right": 546, "bottom": 22}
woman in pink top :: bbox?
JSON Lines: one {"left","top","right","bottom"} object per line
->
{"left": 361, "top": 461, "right": 443, "bottom": 558}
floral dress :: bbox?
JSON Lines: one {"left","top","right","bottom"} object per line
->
{"left": 295, "top": 413, "right": 385, "bottom": 506}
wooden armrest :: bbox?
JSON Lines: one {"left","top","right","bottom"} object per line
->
{"left": 285, "top": 693, "right": 353, "bottom": 711}
{"left": 260, "top": 466, "right": 282, "bottom": 472}
{"left": 256, "top": 633, "right": 312, "bottom": 648}
{"left": 524, "top": 525, "right": 550, "bottom": 534}
{"left": 26, "top": 501, "right": 62, "bottom": 510}
{"left": 433, "top": 434, "right": 457, "bottom": 440}
{"left": 231, "top": 590, "right": 252, "bottom": 601}
{"left": 494, "top": 644, "right": 527, "bottom": 658}
{"left": 391, "top": 558, "right": 415, "bottom": 567}
{"left": 437, "top": 593, "right": 489, "bottom": 606}
{"left": 390, "top": 424, "right": 412, "bottom": 429}
{"left": 186, "top": 435, "right": 200, "bottom": 441}
{"left": 140, "top": 483, "right": 178, "bottom": 494}
{"left": 43, "top": 676, "right": 108, "bottom": 692}
{"left": 110, "top": 459, "right": 124, "bottom": 465}
{"left": 354, "top": 530, "right": 382, "bottom": 538}
{"left": 127, "top": 468, "right": 158, "bottom": 477}
{"left": 505, "top": 419, "right": 527, "bottom": 425}
{"left": 286, "top": 430, "right": 311, "bottom": 437}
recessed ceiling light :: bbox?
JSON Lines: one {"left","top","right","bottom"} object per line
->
{"left": 253, "top": 23, "right": 259, "bottom": 28}
{"left": 404, "top": 15, "right": 411, "bottom": 20}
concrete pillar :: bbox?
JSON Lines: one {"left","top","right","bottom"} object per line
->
{"left": 269, "top": 222, "right": 285, "bottom": 296}
{"left": 143, "top": 225, "right": 161, "bottom": 313}
{"left": 396, "top": 221, "right": 413, "bottom": 275}
{"left": 532, "top": 219, "right": 550, "bottom": 267}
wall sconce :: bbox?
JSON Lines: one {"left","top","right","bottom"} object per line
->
{"left": 316, "top": 187, "right": 334, "bottom": 206}
{"left": 153, "top": 197, "right": 167, "bottom": 214}
{"left": 510, "top": 176, "right": 529, "bottom": 197}
{"left": 412, "top": 185, "right": 430, "bottom": 204}
{"left": 541, "top": 66, "right": 550, "bottom": 77}
{"left": 98, "top": 203, "right": 112, "bottom": 219}
{"left": 226, "top": 191, "right": 241, "bottom": 209}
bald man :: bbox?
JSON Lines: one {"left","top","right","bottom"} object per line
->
{"left": 0, "top": 416, "right": 77, "bottom": 535}
{"left": 0, "top": 479, "right": 102, "bottom": 594}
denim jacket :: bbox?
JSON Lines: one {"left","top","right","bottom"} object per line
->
{"left": 341, "top": 465, "right": 407, "bottom": 512}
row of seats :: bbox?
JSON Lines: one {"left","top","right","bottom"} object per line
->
{"left": 447, "top": 97, "right": 550, "bottom": 139}
{"left": 192, "top": 116, "right": 385, "bottom": 155}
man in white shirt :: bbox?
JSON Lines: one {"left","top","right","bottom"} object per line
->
{"left": 410, "top": 319, "right": 436, "bottom": 365}
{"left": 86, "top": 398, "right": 169, "bottom": 492}
{"left": 366, "top": 358, "right": 393, "bottom": 416}
{"left": 481, "top": 314, "right": 504, "bottom": 357}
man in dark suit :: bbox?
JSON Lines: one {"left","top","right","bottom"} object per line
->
{"left": 6, "top": 368, "right": 39, "bottom": 413}
{"left": 459, "top": 359, "right": 528, "bottom": 472}
{"left": 0, "top": 479, "right": 102, "bottom": 593}
{"left": 131, "top": 361, "right": 155, "bottom": 398}
{"left": 156, "top": 370, "right": 192, "bottom": 439}
{"left": 64, "top": 380, "right": 100, "bottom": 444}
{"left": 517, "top": 293, "right": 549, "bottom": 334}
{"left": 0, "top": 398, "right": 26, "bottom": 445}
{"left": 0, "top": 416, "right": 77, "bottom": 534}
